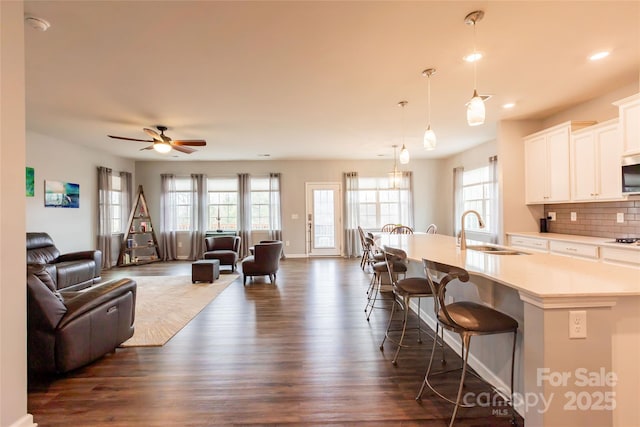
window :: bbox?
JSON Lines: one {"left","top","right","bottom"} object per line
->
{"left": 454, "top": 160, "right": 499, "bottom": 242}
{"left": 207, "top": 177, "right": 238, "bottom": 230}
{"left": 174, "top": 177, "right": 193, "bottom": 231}
{"left": 110, "top": 175, "right": 123, "bottom": 233}
{"left": 458, "top": 163, "right": 497, "bottom": 235}
{"left": 357, "top": 176, "right": 411, "bottom": 229}
{"left": 250, "top": 177, "right": 272, "bottom": 230}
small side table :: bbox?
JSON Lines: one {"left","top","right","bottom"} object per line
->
{"left": 192, "top": 259, "right": 220, "bottom": 283}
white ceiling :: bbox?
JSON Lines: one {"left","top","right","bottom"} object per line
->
{"left": 24, "top": 1, "right": 639, "bottom": 161}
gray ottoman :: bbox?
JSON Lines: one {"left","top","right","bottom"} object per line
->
{"left": 192, "top": 259, "right": 220, "bottom": 283}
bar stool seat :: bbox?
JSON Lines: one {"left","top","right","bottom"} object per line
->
{"left": 379, "top": 246, "right": 440, "bottom": 366}
{"left": 417, "top": 258, "right": 518, "bottom": 427}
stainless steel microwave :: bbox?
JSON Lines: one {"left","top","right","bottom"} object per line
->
{"left": 622, "top": 154, "right": 640, "bottom": 194}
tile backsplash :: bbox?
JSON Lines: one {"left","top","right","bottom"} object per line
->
{"left": 544, "top": 200, "right": 640, "bottom": 238}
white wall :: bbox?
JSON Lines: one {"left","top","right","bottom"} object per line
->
{"left": 0, "top": 2, "right": 34, "bottom": 426}
{"left": 134, "top": 159, "right": 440, "bottom": 256}
{"left": 26, "top": 131, "right": 135, "bottom": 253}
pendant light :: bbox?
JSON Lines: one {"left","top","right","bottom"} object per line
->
{"left": 422, "top": 68, "right": 437, "bottom": 150}
{"left": 388, "top": 144, "right": 403, "bottom": 189}
{"left": 465, "top": 10, "right": 485, "bottom": 126}
{"left": 398, "top": 100, "right": 410, "bottom": 164}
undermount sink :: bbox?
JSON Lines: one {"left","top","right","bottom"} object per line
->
{"left": 466, "top": 245, "right": 529, "bottom": 255}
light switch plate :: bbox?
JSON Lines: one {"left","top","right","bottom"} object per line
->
{"left": 570, "top": 212, "right": 577, "bottom": 221}
{"left": 617, "top": 212, "right": 624, "bottom": 223}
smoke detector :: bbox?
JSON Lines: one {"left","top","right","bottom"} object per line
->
{"left": 25, "top": 16, "right": 51, "bottom": 32}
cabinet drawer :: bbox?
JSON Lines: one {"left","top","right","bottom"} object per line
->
{"left": 509, "top": 236, "right": 549, "bottom": 252}
{"left": 549, "top": 240, "right": 599, "bottom": 259}
{"left": 601, "top": 247, "right": 640, "bottom": 267}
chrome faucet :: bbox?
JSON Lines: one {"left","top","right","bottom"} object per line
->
{"left": 459, "top": 210, "right": 485, "bottom": 250}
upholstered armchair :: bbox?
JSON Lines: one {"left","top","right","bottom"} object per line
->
{"left": 203, "top": 235, "right": 241, "bottom": 272}
{"left": 241, "top": 240, "right": 283, "bottom": 285}
{"left": 27, "top": 264, "right": 136, "bottom": 374}
{"left": 27, "top": 232, "right": 102, "bottom": 291}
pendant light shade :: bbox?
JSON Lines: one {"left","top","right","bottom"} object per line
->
{"left": 424, "top": 126, "right": 437, "bottom": 151}
{"left": 467, "top": 90, "right": 485, "bottom": 126}
{"left": 422, "top": 68, "right": 437, "bottom": 150}
{"left": 397, "top": 101, "right": 410, "bottom": 164}
{"left": 465, "top": 10, "right": 485, "bottom": 127}
{"left": 388, "top": 144, "right": 403, "bottom": 188}
{"left": 399, "top": 144, "right": 410, "bottom": 164}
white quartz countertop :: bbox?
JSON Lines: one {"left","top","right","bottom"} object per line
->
{"left": 507, "top": 231, "right": 640, "bottom": 251}
{"left": 377, "top": 233, "right": 640, "bottom": 299}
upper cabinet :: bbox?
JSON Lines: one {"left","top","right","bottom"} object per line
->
{"left": 524, "top": 121, "right": 596, "bottom": 204}
{"left": 614, "top": 93, "right": 640, "bottom": 156}
{"left": 570, "top": 119, "right": 623, "bottom": 201}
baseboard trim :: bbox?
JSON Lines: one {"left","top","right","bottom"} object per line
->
{"left": 9, "top": 414, "right": 36, "bottom": 427}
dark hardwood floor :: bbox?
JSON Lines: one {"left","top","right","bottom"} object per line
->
{"left": 28, "top": 258, "right": 522, "bottom": 426}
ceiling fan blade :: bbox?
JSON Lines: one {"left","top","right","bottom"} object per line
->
{"left": 143, "top": 128, "right": 163, "bottom": 141}
{"left": 171, "top": 145, "right": 196, "bottom": 154}
{"left": 108, "top": 135, "right": 154, "bottom": 142}
{"left": 171, "top": 139, "right": 207, "bottom": 147}
{"left": 139, "top": 145, "right": 155, "bottom": 151}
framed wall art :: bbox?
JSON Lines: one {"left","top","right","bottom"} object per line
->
{"left": 44, "top": 180, "right": 80, "bottom": 208}
{"left": 26, "top": 167, "right": 35, "bottom": 197}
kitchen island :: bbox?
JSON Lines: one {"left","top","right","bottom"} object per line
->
{"left": 377, "top": 233, "right": 640, "bottom": 427}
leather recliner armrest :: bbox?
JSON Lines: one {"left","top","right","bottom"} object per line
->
{"left": 58, "top": 278, "right": 136, "bottom": 329}
{"left": 57, "top": 249, "right": 103, "bottom": 279}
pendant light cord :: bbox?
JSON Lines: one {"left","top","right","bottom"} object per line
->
{"left": 473, "top": 21, "right": 478, "bottom": 91}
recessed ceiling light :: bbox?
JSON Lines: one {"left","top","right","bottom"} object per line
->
{"left": 502, "top": 102, "right": 516, "bottom": 109}
{"left": 589, "top": 51, "right": 610, "bottom": 61}
{"left": 463, "top": 52, "right": 483, "bottom": 62}
{"left": 258, "top": 154, "right": 271, "bottom": 157}
{"left": 25, "top": 16, "right": 51, "bottom": 31}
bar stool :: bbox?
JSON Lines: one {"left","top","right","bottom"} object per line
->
{"left": 364, "top": 239, "right": 406, "bottom": 321}
{"left": 379, "top": 245, "right": 442, "bottom": 366}
{"left": 417, "top": 258, "right": 518, "bottom": 427}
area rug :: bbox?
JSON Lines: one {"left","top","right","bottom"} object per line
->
{"left": 120, "top": 273, "right": 239, "bottom": 347}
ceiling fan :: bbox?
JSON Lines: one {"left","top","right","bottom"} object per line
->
{"left": 108, "top": 125, "right": 206, "bottom": 154}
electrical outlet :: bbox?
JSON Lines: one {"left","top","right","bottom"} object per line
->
{"left": 617, "top": 212, "right": 625, "bottom": 223}
{"left": 548, "top": 212, "right": 556, "bottom": 221}
{"left": 447, "top": 295, "right": 455, "bottom": 305}
{"left": 569, "top": 310, "right": 587, "bottom": 339}
{"left": 177, "top": 241, "right": 182, "bottom": 248}
{"left": 285, "top": 240, "right": 290, "bottom": 247}
{"left": 571, "top": 212, "right": 577, "bottom": 222}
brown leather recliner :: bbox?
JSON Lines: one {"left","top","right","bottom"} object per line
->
{"left": 27, "top": 232, "right": 102, "bottom": 291}
{"left": 203, "top": 235, "right": 241, "bottom": 272}
{"left": 241, "top": 241, "right": 283, "bottom": 285}
{"left": 27, "top": 264, "right": 136, "bottom": 374}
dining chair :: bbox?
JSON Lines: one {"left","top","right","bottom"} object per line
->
{"left": 390, "top": 225, "right": 413, "bottom": 234}
{"left": 381, "top": 223, "right": 396, "bottom": 232}
{"left": 426, "top": 223, "right": 438, "bottom": 234}
{"left": 417, "top": 258, "right": 518, "bottom": 427}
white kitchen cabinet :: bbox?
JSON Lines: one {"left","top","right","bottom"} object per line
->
{"left": 614, "top": 93, "right": 640, "bottom": 155}
{"left": 508, "top": 235, "right": 549, "bottom": 252}
{"left": 524, "top": 121, "right": 596, "bottom": 204}
{"left": 549, "top": 240, "right": 599, "bottom": 260}
{"left": 601, "top": 246, "right": 640, "bottom": 268}
{"left": 571, "top": 119, "right": 623, "bottom": 201}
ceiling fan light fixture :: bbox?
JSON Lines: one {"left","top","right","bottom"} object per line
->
{"left": 153, "top": 141, "right": 172, "bottom": 153}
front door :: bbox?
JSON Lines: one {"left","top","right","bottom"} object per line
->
{"left": 305, "top": 183, "right": 342, "bottom": 256}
